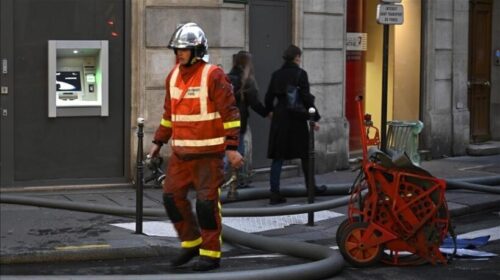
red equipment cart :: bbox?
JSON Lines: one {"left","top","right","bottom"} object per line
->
{"left": 337, "top": 96, "right": 450, "bottom": 267}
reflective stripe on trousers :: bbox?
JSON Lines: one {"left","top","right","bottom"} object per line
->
{"left": 163, "top": 152, "right": 224, "bottom": 257}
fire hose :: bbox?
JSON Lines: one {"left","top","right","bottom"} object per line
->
{"left": 0, "top": 116, "right": 498, "bottom": 278}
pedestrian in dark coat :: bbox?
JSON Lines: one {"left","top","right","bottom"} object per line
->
{"left": 265, "top": 44, "right": 326, "bottom": 204}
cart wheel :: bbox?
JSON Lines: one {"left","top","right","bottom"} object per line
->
{"left": 335, "top": 216, "right": 361, "bottom": 245}
{"left": 339, "top": 222, "right": 383, "bottom": 267}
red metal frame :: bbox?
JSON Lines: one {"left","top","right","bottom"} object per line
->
{"left": 340, "top": 96, "right": 449, "bottom": 266}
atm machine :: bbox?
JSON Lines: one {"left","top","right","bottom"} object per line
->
{"left": 48, "top": 40, "right": 108, "bottom": 117}
{"left": 56, "top": 69, "right": 82, "bottom": 101}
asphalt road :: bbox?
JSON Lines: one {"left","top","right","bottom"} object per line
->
{"left": 1, "top": 209, "right": 499, "bottom": 279}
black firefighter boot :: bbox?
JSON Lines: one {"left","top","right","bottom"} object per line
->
{"left": 193, "top": 256, "right": 220, "bottom": 271}
{"left": 170, "top": 246, "right": 200, "bottom": 267}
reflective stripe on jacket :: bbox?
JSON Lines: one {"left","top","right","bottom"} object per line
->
{"left": 154, "top": 61, "right": 240, "bottom": 155}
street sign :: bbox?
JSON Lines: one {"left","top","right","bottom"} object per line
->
{"left": 377, "top": 4, "right": 404, "bottom": 25}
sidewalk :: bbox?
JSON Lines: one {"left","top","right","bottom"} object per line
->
{"left": 1, "top": 154, "right": 499, "bottom": 265}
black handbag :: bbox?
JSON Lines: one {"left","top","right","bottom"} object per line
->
{"left": 286, "top": 69, "right": 307, "bottom": 114}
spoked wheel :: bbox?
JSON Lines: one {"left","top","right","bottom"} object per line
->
{"left": 335, "top": 216, "right": 361, "bottom": 245}
{"left": 339, "top": 222, "right": 383, "bottom": 267}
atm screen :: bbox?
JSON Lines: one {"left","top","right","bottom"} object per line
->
{"left": 56, "top": 71, "right": 82, "bottom": 91}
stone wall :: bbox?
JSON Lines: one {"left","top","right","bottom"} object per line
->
{"left": 422, "top": 0, "right": 469, "bottom": 157}
{"left": 301, "top": 0, "right": 349, "bottom": 171}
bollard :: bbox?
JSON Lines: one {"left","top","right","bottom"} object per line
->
{"left": 307, "top": 107, "right": 316, "bottom": 226}
{"left": 135, "top": 117, "right": 145, "bottom": 234}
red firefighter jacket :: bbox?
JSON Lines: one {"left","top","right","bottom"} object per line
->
{"left": 154, "top": 61, "right": 240, "bottom": 155}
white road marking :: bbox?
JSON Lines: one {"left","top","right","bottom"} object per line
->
{"left": 458, "top": 164, "right": 494, "bottom": 171}
{"left": 440, "top": 248, "right": 497, "bottom": 257}
{"left": 457, "top": 225, "right": 500, "bottom": 241}
{"left": 111, "top": 218, "right": 500, "bottom": 260}
{"left": 111, "top": 210, "right": 344, "bottom": 237}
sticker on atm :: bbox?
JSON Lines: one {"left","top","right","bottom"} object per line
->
{"left": 86, "top": 73, "right": 96, "bottom": 83}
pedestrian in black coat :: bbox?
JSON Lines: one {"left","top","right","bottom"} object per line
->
{"left": 265, "top": 44, "right": 326, "bottom": 204}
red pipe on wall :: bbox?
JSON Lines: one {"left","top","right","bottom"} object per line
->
{"left": 345, "top": 0, "right": 366, "bottom": 151}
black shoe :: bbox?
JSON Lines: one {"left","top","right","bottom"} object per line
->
{"left": 270, "top": 193, "right": 287, "bottom": 205}
{"left": 170, "top": 246, "right": 199, "bottom": 267}
{"left": 193, "top": 256, "right": 220, "bottom": 271}
{"left": 314, "top": 185, "right": 327, "bottom": 194}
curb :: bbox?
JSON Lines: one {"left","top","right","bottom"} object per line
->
{"left": 466, "top": 142, "right": 500, "bottom": 156}
{"left": 0, "top": 244, "right": 178, "bottom": 265}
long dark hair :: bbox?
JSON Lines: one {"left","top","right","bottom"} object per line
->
{"left": 234, "top": 51, "right": 255, "bottom": 86}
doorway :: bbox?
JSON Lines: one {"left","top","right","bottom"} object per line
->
{"left": 360, "top": 0, "right": 421, "bottom": 135}
{"left": 249, "top": 0, "right": 292, "bottom": 168}
{"left": 468, "top": 0, "right": 492, "bottom": 142}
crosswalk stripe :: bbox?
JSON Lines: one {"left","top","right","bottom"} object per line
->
{"left": 111, "top": 210, "right": 344, "bottom": 237}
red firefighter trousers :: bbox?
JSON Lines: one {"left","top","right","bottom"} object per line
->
{"left": 163, "top": 152, "right": 224, "bottom": 258}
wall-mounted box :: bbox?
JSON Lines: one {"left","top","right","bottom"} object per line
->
{"left": 48, "top": 40, "right": 108, "bottom": 117}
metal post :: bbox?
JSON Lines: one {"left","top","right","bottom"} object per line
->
{"left": 135, "top": 117, "right": 145, "bottom": 234}
{"left": 307, "top": 108, "right": 316, "bottom": 226}
{"left": 381, "top": 24, "right": 389, "bottom": 152}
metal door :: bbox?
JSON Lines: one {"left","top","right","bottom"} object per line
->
{"left": 0, "top": 0, "right": 15, "bottom": 186}
{"left": 249, "top": 0, "right": 291, "bottom": 168}
{"left": 468, "top": 0, "right": 492, "bottom": 142}
{"left": 0, "top": 0, "right": 130, "bottom": 187}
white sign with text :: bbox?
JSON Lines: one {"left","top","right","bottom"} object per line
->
{"left": 377, "top": 4, "right": 404, "bottom": 25}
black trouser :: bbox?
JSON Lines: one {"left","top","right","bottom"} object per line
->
{"left": 270, "top": 157, "right": 316, "bottom": 193}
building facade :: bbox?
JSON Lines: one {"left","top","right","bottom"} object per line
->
{"left": 0, "top": 0, "right": 498, "bottom": 187}
{"left": 132, "top": 0, "right": 350, "bottom": 175}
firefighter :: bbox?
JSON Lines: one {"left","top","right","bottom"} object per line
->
{"left": 149, "top": 22, "right": 243, "bottom": 271}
